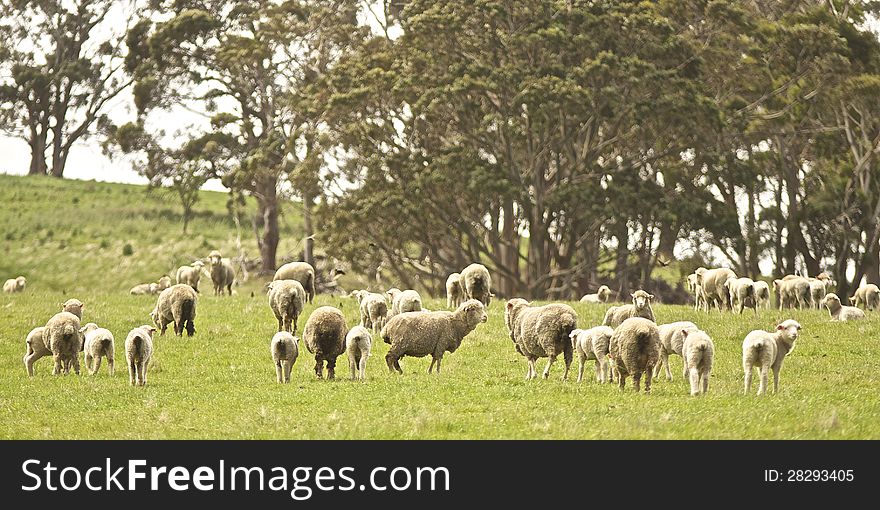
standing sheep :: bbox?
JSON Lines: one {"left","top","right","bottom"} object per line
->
{"left": 273, "top": 262, "right": 316, "bottom": 304}
{"left": 176, "top": 260, "right": 206, "bottom": 293}
{"left": 773, "top": 277, "right": 811, "bottom": 310}
{"left": 742, "top": 319, "right": 801, "bottom": 395}
{"left": 150, "top": 284, "right": 198, "bottom": 336}
{"left": 302, "top": 306, "right": 348, "bottom": 379}
{"left": 44, "top": 311, "right": 83, "bottom": 375}
{"left": 724, "top": 277, "right": 757, "bottom": 314}
{"left": 125, "top": 325, "right": 156, "bottom": 386}
{"left": 270, "top": 331, "right": 299, "bottom": 383}
{"left": 697, "top": 267, "right": 737, "bottom": 311}
{"left": 808, "top": 278, "right": 829, "bottom": 309}
{"left": 386, "top": 288, "right": 423, "bottom": 316}
{"left": 207, "top": 250, "right": 236, "bottom": 296}
{"left": 80, "top": 323, "right": 115, "bottom": 376}
{"left": 753, "top": 281, "right": 771, "bottom": 310}
{"left": 580, "top": 285, "right": 612, "bottom": 304}
{"left": 820, "top": 293, "right": 866, "bottom": 322}
{"left": 609, "top": 317, "right": 659, "bottom": 393}
{"left": 681, "top": 329, "right": 715, "bottom": 396}
{"left": 3, "top": 276, "right": 26, "bottom": 293}
{"left": 346, "top": 325, "right": 372, "bottom": 380}
{"left": 351, "top": 290, "right": 388, "bottom": 332}
{"left": 383, "top": 299, "right": 487, "bottom": 375}
{"left": 652, "top": 321, "right": 699, "bottom": 381}
{"left": 60, "top": 298, "right": 85, "bottom": 319}
{"left": 446, "top": 273, "right": 465, "bottom": 308}
{"left": 850, "top": 283, "right": 880, "bottom": 311}
{"left": 601, "top": 290, "right": 655, "bottom": 328}
{"left": 460, "top": 263, "right": 493, "bottom": 305}
{"left": 505, "top": 298, "right": 578, "bottom": 380}
{"left": 686, "top": 273, "right": 705, "bottom": 311}
{"left": 267, "top": 279, "right": 306, "bottom": 333}
{"left": 569, "top": 326, "right": 613, "bottom": 383}
{"left": 22, "top": 299, "right": 86, "bottom": 376}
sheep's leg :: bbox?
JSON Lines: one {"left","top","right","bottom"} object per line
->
{"left": 701, "top": 371, "right": 709, "bottom": 394}
{"left": 107, "top": 356, "right": 115, "bottom": 376}
{"left": 428, "top": 358, "right": 436, "bottom": 374}
{"left": 91, "top": 356, "right": 101, "bottom": 376}
{"left": 743, "top": 365, "right": 752, "bottom": 394}
{"left": 385, "top": 353, "right": 398, "bottom": 374}
{"left": 577, "top": 354, "right": 586, "bottom": 383}
{"left": 651, "top": 355, "right": 662, "bottom": 379}
{"left": 314, "top": 358, "right": 325, "bottom": 379}
{"left": 525, "top": 358, "right": 536, "bottom": 380}
{"left": 562, "top": 345, "right": 572, "bottom": 381}
{"left": 617, "top": 372, "right": 626, "bottom": 391}
{"left": 434, "top": 357, "right": 442, "bottom": 374}
{"left": 689, "top": 367, "right": 700, "bottom": 396}
{"left": 138, "top": 361, "right": 148, "bottom": 386}
{"left": 283, "top": 360, "right": 293, "bottom": 383}
{"left": 24, "top": 352, "right": 42, "bottom": 376}
{"left": 664, "top": 352, "right": 672, "bottom": 381}
{"left": 772, "top": 366, "right": 780, "bottom": 394}
{"left": 359, "top": 355, "right": 368, "bottom": 380}
{"left": 633, "top": 371, "right": 642, "bottom": 393}
{"left": 129, "top": 359, "right": 136, "bottom": 385}
{"left": 276, "top": 361, "right": 283, "bottom": 383}
{"left": 350, "top": 357, "right": 357, "bottom": 380}
{"left": 758, "top": 367, "right": 769, "bottom": 395}
{"left": 542, "top": 355, "right": 556, "bottom": 379}
{"left": 52, "top": 354, "right": 62, "bottom": 375}
{"left": 277, "top": 318, "right": 284, "bottom": 332}
{"left": 326, "top": 357, "right": 337, "bottom": 380}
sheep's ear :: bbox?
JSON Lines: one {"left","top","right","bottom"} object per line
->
{"left": 630, "top": 293, "right": 636, "bottom": 298}
{"left": 647, "top": 294, "right": 654, "bottom": 300}
{"left": 79, "top": 327, "right": 87, "bottom": 334}
{"left": 776, "top": 324, "right": 784, "bottom": 331}
{"left": 506, "top": 301, "right": 514, "bottom": 310}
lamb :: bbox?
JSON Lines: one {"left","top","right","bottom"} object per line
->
{"left": 130, "top": 282, "right": 159, "bottom": 295}
{"left": 3, "top": 276, "right": 26, "bottom": 293}
{"left": 808, "top": 278, "right": 829, "bottom": 309}
{"left": 569, "top": 326, "right": 613, "bottom": 383}
{"left": 270, "top": 331, "right": 299, "bottom": 383}
{"left": 346, "top": 325, "right": 372, "bottom": 380}
{"left": 742, "top": 319, "right": 801, "bottom": 395}
{"left": 156, "top": 275, "right": 173, "bottom": 291}
{"left": 460, "top": 263, "right": 493, "bottom": 305}
{"left": 601, "top": 290, "right": 655, "bottom": 327}
{"left": 383, "top": 299, "right": 487, "bottom": 375}
{"left": 686, "top": 274, "right": 704, "bottom": 311}
{"left": 22, "top": 299, "right": 85, "bottom": 376}
{"left": 176, "top": 260, "right": 206, "bottom": 293}
{"left": 724, "top": 277, "right": 757, "bottom": 314}
{"left": 580, "top": 285, "right": 612, "bottom": 304}
{"left": 207, "top": 249, "right": 236, "bottom": 296}
{"left": 267, "top": 279, "right": 306, "bottom": 333}
{"left": 302, "top": 306, "right": 348, "bottom": 379}
{"left": 608, "top": 317, "right": 659, "bottom": 393}
{"left": 446, "top": 273, "right": 465, "bottom": 308}
{"left": 753, "top": 281, "right": 771, "bottom": 310}
{"left": 681, "top": 329, "right": 715, "bottom": 396}
{"left": 773, "top": 277, "right": 811, "bottom": 310}
{"left": 850, "top": 283, "right": 880, "bottom": 311}
{"left": 386, "top": 288, "right": 423, "bottom": 316}
{"left": 150, "top": 284, "right": 197, "bottom": 336}
{"left": 696, "top": 267, "right": 737, "bottom": 311}
{"left": 125, "top": 325, "right": 156, "bottom": 386}
{"left": 652, "top": 321, "right": 699, "bottom": 381}
{"left": 351, "top": 290, "right": 388, "bottom": 332}
{"left": 273, "top": 262, "right": 316, "bottom": 304}
{"left": 60, "top": 298, "right": 85, "bottom": 319}
{"left": 44, "top": 311, "right": 83, "bottom": 375}
{"left": 820, "top": 293, "right": 866, "bottom": 322}
{"left": 505, "top": 298, "right": 577, "bottom": 380}
{"left": 80, "top": 323, "right": 115, "bottom": 376}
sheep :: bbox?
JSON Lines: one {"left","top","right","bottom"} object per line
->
{"left": 130, "top": 283, "right": 159, "bottom": 295}
{"left": 724, "top": 277, "right": 757, "bottom": 314}
{"left": 686, "top": 274, "right": 705, "bottom": 311}
{"left": 176, "top": 260, "right": 206, "bottom": 293}
{"left": 505, "top": 298, "right": 577, "bottom": 380}
{"left": 156, "top": 275, "right": 173, "bottom": 291}
{"left": 80, "top": 323, "right": 115, "bottom": 376}
{"left": 601, "top": 290, "right": 655, "bottom": 328}
{"left": 207, "top": 249, "right": 236, "bottom": 296}
{"left": 652, "top": 321, "right": 699, "bottom": 381}
{"left": 460, "top": 263, "right": 493, "bottom": 305}
{"left": 125, "top": 325, "right": 156, "bottom": 386}
{"left": 60, "top": 298, "right": 85, "bottom": 319}
{"left": 773, "top": 277, "right": 811, "bottom": 310}
{"left": 302, "top": 306, "right": 348, "bottom": 379}
{"left": 608, "top": 317, "right": 659, "bottom": 393}
{"left": 267, "top": 279, "right": 306, "bottom": 333}
{"left": 681, "top": 328, "right": 715, "bottom": 396}
{"left": 22, "top": 299, "right": 86, "bottom": 376}
{"left": 742, "top": 319, "right": 801, "bottom": 395}
{"left": 850, "top": 283, "right": 880, "bottom": 311}
{"left": 569, "top": 326, "right": 613, "bottom": 383}
{"left": 808, "top": 278, "right": 829, "bottom": 309}
{"left": 270, "top": 331, "right": 298, "bottom": 383}
{"left": 386, "top": 288, "right": 423, "bottom": 316}
{"left": 346, "top": 325, "right": 372, "bottom": 380}
{"left": 820, "top": 293, "right": 866, "bottom": 322}
{"left": 3, "top": 276, "right": 26, "bottom": 293}
{"left": 753, "top": 281, "right": 771, "bottom": 310}
{"left": 44, "top": 311, "right": 83, "bottom": 375}
{"left": 351, "top": 290, "right": 388, "bottom": 332}
{"left": 273, "top": 262, "right": 316, "bottom": 304}
{"left": 580, "top": 285, "right": 612, "bottom": 304}
{"left": 696, "top": 267, "right": 737, "bottom": 311}
{"left": 446, "top": 273, "right": 465, "bottom": 308}
{"left": 150, "top": 284, "right": 197, "bottom": 336}
{"left": 383, "top": 299, "right": 487, "bottom": 375}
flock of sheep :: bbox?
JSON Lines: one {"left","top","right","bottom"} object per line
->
{"left": 7, "top": 256, "right": 878, "bottom": 397}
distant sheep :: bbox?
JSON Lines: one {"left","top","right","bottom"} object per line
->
{"left": 273, "top": 262, "right": 316, "bottom": 304}
{"left": 696, "top": 267, "right": 737, "bottom": 311}
{"left": 681, "top": 329, "right": 715, "bottom": 396}
{"left": 820, "top": 293, "right": 865, "bottom": 322}
{"left": 742, "top": 319, "right": 801, "bottom": 395}
{"left": 652, "top": 321, "right": 699, "bottom": 381}
{"left": 850, "top": 284, "right": 880, "bottom": 311}
{"left": 270, "top": 331, "right": 299, "bottom": 383}
{"left": 753, "top": 281, "right": 771, "bottom": 310}
{"left": 156, "top": 275, "right": 172, "bottom": 291}
{"left": 346, "top": 325, "right": 372, "bottom": 380}
{"left": 303, "top": 306, "right": 348, "bottom": 379}
{"left": 150, "top": 284, "right": 197, "bottom": 336}
{"left": 773, "top": 277, "right": 811, "bottom": 310}
{"left": 460, "top": 263, "right": 493, "bottom": 305}
{"left": 207, "top": 250, "right": 236, "bottom": 296}
{"left": 580, "top": 285, "right": 612, "bottom": 304}
{"left": 351, "top": 290, "right": 388, "bottom": 333}
{"left": 3, "top": 276, "right": 26, "bottom": 293}
{"left": 686, "top": 274, "right": 704, "bottom": 311}
{"left": 80, "top": 323, "right": 115, "bottom": 376}
{"left": 176, "top": 261, "right": 206, "bottom": 293}
{"left": 609, "top": 317, "right": 659, "bottom": 393}
{"left": 724, "top": 277, "right": 757, "bottom": 314}
{"left": 808, "top": 278, "right": 829, "bottom": 309}
{"left": 602, "top": 290, "right": 655, "bottom": 328}
{"left": 22, "top": 300, "right": 85, "bottom": 376}
{"left": 130, "top": 283, "right": 159, "bottom": 295}
{"left": 125, "top": 325, "right": 156, "bottom": 386}
{"left": 267, "top": 279, "right": 306, "bottom": 333}
{"left": 569, "top": 326, "right": 613, "bottom": 383}
{"left": 505, "top": 298, "right": 577, "bottom": 380}
{"left": 44, "top": 311, "right": 83, "bottom": 375}
{"left": 446, "top": 273, "right": 465, "bottom": 308}
{"left": 386, "top": 288, "right": 422, "bottom": 316}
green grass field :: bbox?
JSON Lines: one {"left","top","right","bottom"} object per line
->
{"left": 1, "top": 175, "right": 879, "bottom": 439}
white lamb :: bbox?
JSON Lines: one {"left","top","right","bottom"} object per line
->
{"left": 80, "top": 323, "right": 115, "bottom": 376}
{"left": 742, "top": 319, "right": 801, "bottom": 395}
{"left": 346, "top": 325, "right": 372, "bottom": 380}
{"left": 569, "top": 326, "right": 613, "bottom": 383}
{"left": 681, "top": 329, "right": 714, "bottom": 396}
{"left": 270, "top": 331, "right": 298, "bottom": 383}
{"left": 125, "top": 325, "right": 156, "bottom": 386}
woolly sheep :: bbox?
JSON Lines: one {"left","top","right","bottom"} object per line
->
{"left": 303, "top": 306, "right": 348, "bottom": 379}
{"left": 383, "top": 299, "right": 487, "bottom": 375}
{"left": 820, "top": 293, "right": 866, "bottom": 322}
{"left": 696, "top": 267, "right": 737, "bottom": 311}
{"left": 601, "top": 290, "right": 655, "bottom": 328}
{"left": 150, "top": 284, "right": 197, "bottom": 336}
{"left": 580, "top": 285, "right": 612, "bottom": 304}
{"left": 686, "top": 274, "right": 705, "bottom": 311}
{"left": 207, "top": 250, "right": 236, "bottom": 296}
{"left": 270, "top": 331, "right": 298, "bottom": 383}
{"left": 60, "top": 298, "right": 85, "bottom": 319}
{"left": 505, "top": 298, "right": 577, "bottom": 380}
{"left": 80, "top": 323, "right": 115, "bottom": 376}
{"left": 125, "top": 325, "right": 156, "bottom": 386}
{"left": 176, "top": 260, "right": 206, "bottom": 293}
{"left": 742, "top": 319, "right": 801, "bottom": 395}
{"left": 569, "top": 326, "right": 613, "bottom": 383}
{"left": 386, "top": 288, "right": 423, "bottom": 316}
{"left": 44, "top": 311, "right": 83, "bottom": 375}
{"left": 156, "top": 275, "right": 172, "bottom": 291}
{"left": 446, "top": 273, "right": 465, "bottom": 308}
{"left": 267, "top": 279, "right": 306, "bottom": 333}
{"left": 609, "top": 317, "right": 659, "bottom": 393}
{"left": 652, "top": 321, "right": 699, "bottom": 381}
{"left": 773, "top": 277, "right": 810, "bottom": 310}
{"left": 346, "top": 325, "right": 372, "bottom": 380}
{"left": 351, "top": 290, "right": 388, "bottom": 332}
{"left": 808, "top": 278, "right": 829, "bottom": 309}
{"left": 724, "top": 277, "right": 757, "bottom": 314}
{"left": 130, "top": 282, "right": 159, "bottom": 295}
{"left": 850, "top": 283, "right": 880, "bottom": 311}
{"left": 681, "top": 328, "right": 715, "bottom": 396}
{"left": 753, "top": 281, "right": 771, "bottom": 310}
{"left": 460, "top": 263, "right": 493, "bottom": 305}
{"left": 21, "top": 300, "right": 85, "bottom": 376}
{"left": 273, "top": 262, "right": 316, "bottom": 304}
{"left": 3, "top": 276, "right": 26, "bottom": 293}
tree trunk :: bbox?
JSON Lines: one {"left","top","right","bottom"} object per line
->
{"left": 258, "top": 183, "right": 280, "bottom": 275}
{"left": 614, "top": 220, "right": 630, "bottom": 295}
{"left": 302, "top": 191, "right": 314, "bottom": 268}
{"left": 499, "top": 199, "right": 519, "bottom": 298}
{"left": 28, "top": 137, "right": 48, "bottom": 175}
{"left": 746, "top": 182, "right": 760, "bottom": 276}
{"left": 50, "top": 142, "right": 68, "bottom": 178}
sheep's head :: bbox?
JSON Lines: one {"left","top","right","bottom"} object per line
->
{"left": 140, "top": 325, "right": 157, "bottom": 338}
{"left": 62, "top": 299, "right": 84, "bottom": 319}
{"left": 631, "top": 290, "right": 653, "bottom": 310}
{"left": 773, "top": 279, "right": 782, "bottom": 292}
{"left": 569, "top": 329, "right": 584, "bottom": 349}
{"left": 192, "top": 260, "right": 206, "bottom": 270}
{"left": 208, "top": 250, "right": 222, "bottom": 265}
{"left": 504, "top": 298, "right": 529, "bottom": 334}
{"left": 149, "top": 283, "right": 159, "bottom": 294}
{"left": 16, "top": 276, "right": 26, "bottom": 286}
{"left": 597, "top": 285, "right": 611, "bottom": 299}
{"left": 775, "top": 319, "right": 801, "bottom": 344}
{"left": 458, "top": 299, "right": 487, "bottom": 326}
{"left": 149, "top": 307, "right": 159, "bottom": 326}
{"left": 157, "top": 276, "right": 172, "bottom": 289}
{"left": 350, "top": 290, "right": 365, "bottom": 303}
{"left": 386, "top": 288, "right": 401, "bottom": 303}
{"left": 821, "top": 293, "right": 841, "bottom": 311}
{"left": 78, "top": 323, "right": 99, "bottom": 335}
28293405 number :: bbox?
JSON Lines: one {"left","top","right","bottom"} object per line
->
{"left": 786, "top": 470, "right": 853, "bottom": 482}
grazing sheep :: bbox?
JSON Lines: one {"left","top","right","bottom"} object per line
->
{"left": 386, "top": 288, "right": 423, "bottom": 316}
{"left": 681, "top": 329, "right": 715, "bottom": 396}
{"left": 609, "top": 317, "right": 659, "bottom": 393}
{"left": 267, "top": 279, "right": 306, "bottom": 333}
{"left": 505, "top": 298, "right": 577, "bottom": 380}
{"left": 773, "top": 277, "right": 811, "bottom": 310}
{"left": 273, "top": 262, "right": 316, "bottom": 304}
{"left": 302, "top": 306, "right": 348, "bottom": 379}
{"left": 270, "top": 331, "right": 298, "bottom": 383}
{"left": 753, "top": 281, "right": 771, "bottom": 310}
{"left": 569, "top": 326, "right": 613, "bottom": 383}
{"left": 742, "top": 319, "right": 801, "bottom": 395}
{"left": 150, "top": 284, "right": 197, "bottom": 336}
{"left": 125, "top": 325, "right": 156, "bottom": 386}
{"left": 44, "top": 311, "right": 83, "bottom": 375}
{"left": 60, "top": 298, "right": 85, "bottom": 319}
{"left": 351, "top": 290, "right": 388, "bottom": 332}
{"left": 130, "top": 282, "right": 159, "bottom": 295}
{"left": 725, "top": 277, "right": 757, "bottom": 314}
{"left": 601, "top": 290, "right": 655, "bottom": 328}
{"left": 3, "top": 276, "right": 26, "bottom": 293}
{"left": 23, "top": 327, "right": 48, "bottom": 376}
{"left": 383, "top": 299, "right": 487, "bottom": 375}
{"left": 446, "top": 273, "right": 465, "bottom": 308}
{"left": 580, "top": 285, "right": 612, "bottom": 304}
{"left": 156, "top": 275, "right": 172, "bottom": 291}
{"left": 820, "top": 293, "right": 866, "bottom": 322}
{"left": 460, "top": 263, "right": 493, "bottom": 305}
{"left": 207, "top": 250, "right": 236, "bottom": 296}
{"left": 176, "top": 260, "right": 206, "bottom": 293}
{"left": 696, "top": 267, "right": 737, "bottom": 311}
{"left": 652, "top": 321, "right": 699, "bottom": 381}
{"left": 686, "top": 274, "right": 705, "bottom": 311}
{"left": 346, "top": 325, "right": 372, "bottom": 380}
{"left": 850, "top": 283, "right": 880, "bottom": 311}
{"left": 808, "top": 278, "right": 829, "bottom": 309}
{"left": 80, "top": 323, "right": 115, "bottom": 376}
